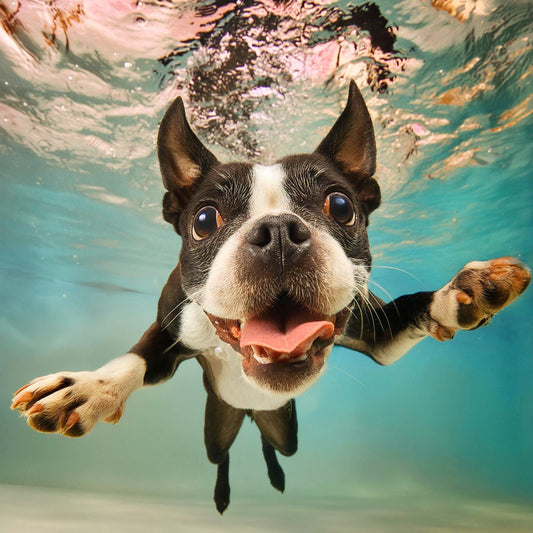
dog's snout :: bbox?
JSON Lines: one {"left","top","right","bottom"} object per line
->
{"left": 245, "top": 214, "right": 311, "bottom": 269}
{"left": 247, "top": 215, "right": 311, "bottom": 248}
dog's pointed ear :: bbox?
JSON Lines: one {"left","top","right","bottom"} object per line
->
{"left": 315, "top": 81, "right": 380, "bottom": 216}
{"left": 157, "top": 97, "right": 218, "bottom": 228}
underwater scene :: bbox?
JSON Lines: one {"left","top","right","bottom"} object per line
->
{"left": 1, "top": 0, "right": 532, "bottom": 531}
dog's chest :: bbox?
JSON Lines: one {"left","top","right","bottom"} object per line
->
{"left": 180, "top": 302, "right": 291, "bottom": 411}
{"left": 200, "top": 346, "right": 290, "bottom": 411}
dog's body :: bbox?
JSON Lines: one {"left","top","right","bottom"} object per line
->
{"left": 12, "top": 82, "right": 530, "bottom": 513}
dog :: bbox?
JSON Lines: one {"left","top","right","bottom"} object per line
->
{"left": 11, "top": 81, "right": 530, "bottom": 513}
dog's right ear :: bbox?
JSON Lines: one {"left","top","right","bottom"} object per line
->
{"left": 158, "top": 97, "right": 218, "bottom": 230}
{"left": 315, "top": 81, "right": 380, "bottom": 217}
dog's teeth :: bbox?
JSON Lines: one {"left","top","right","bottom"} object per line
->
{"left": 252, "top": 351, "right": 272, "bottom": 365}
{"left": 292, "top": 354, "right": 307, "bottom": 363}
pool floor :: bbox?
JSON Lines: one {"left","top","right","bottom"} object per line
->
{"left": 1, "top": 483, "right": 532, "bottom": 532}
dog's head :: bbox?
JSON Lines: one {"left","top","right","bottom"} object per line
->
{"left": 158, "top": 81, "right": 380, "bottom": 398}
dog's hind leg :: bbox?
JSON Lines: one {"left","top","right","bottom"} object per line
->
{"left": 253, "top": 400, "right": 298, "bottom": 493}
{"left": 203, "top": 373, "right": 245, "bottom": 514}
{"left": 260, "top": 436, "right": 285, "bottom": 492}
{"left": 214, "top": 455, "right": 230, "bottom": 515}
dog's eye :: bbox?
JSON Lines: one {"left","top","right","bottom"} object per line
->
{"left": 192, "top": 206, "right": 223, "bottom": 241}
{"left": 323, "top": 192, "right": 356, "bottom": 226}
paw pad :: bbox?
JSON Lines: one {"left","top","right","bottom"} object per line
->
{"left": 429, "top": 321, "right": 456, "bottom": 342}
{"left": 104, "top": 406, "right": 124, "bottom": 425}
{"left": 456, "top": 291, "right": 472, "bottom": 305}
{"left": 429, "top": 256, "right": 529, "bottom": 340}
{"left": 455, "top": 256, "right": 529, "bottom": 330}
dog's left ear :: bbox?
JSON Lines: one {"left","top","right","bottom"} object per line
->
{"left": 315, "top": 81, "right": 380, "bottom": 216}
{"left": 158, "top": 97, "right": 218, "bottom": 230}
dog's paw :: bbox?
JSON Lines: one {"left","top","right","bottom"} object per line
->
{"left": 10, "top": 371, "right": 126, "bottom": 437}
{"left": 428, "top": 257, "right": 530, "bottom": 341}
{"left": 10, "top": 354, "right": 145, "bottom": 437}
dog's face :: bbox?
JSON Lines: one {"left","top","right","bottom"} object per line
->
{"left": 158, "top": 82, "right": 381, "bottom": 398}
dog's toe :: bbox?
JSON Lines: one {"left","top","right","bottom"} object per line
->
{"left": 10, "top": 390, "right": 34, "bottom": 411}
{"left": 18, "top": 380, "right": 89, "bottom": 436}
{"left": 11, "top": 374, "right": 76, "bottom": 412}
{"left": 104, "top": 405, "right": 124, "bottom": 425}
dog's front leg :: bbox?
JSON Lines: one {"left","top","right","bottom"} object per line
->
{"left": 11, "top": 268, "right": 197, "bottom": 437}
{"left": 11, "top": 266, "right": 196, "bottom": 437}
{"left": 337, "top": 257, "right": 530, "bottom": 365}
{"left": 10, "top": 353, "right": 146, "bottom": 437}
{"left": 10, "top": 321, "right": 193, "bottom": 437}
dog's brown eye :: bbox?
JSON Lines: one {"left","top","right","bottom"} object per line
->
{"left": 323, "top": 192, "right": 356, "bottom": 226}
{"left": 192, "top": 206, "right": 223, "bottom": 241}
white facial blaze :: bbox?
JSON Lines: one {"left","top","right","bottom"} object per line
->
{"left": 249, "top": 164, "right": 291, "bottom": 217}
{"left": 201, "top": 164, "right": 292, "bottom": 317}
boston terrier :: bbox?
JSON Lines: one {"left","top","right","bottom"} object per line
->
{"left": 11, "top": 81, "right": 530, "bottom": 513}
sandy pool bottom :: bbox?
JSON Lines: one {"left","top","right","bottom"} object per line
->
{"left": 1, "top": 484, "right": 532, "bottom": 532}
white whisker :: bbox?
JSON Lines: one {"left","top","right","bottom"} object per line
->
{"left": 367, "top": 279, "right": 400, "bottom": 319}
{"left": 326, "top": 361, "right": 365, "bottom": 387}
{"left": 350, "top": 295, "right": 365, "bottom": 338}
{"left": 163, "top": 337, "right": 182, "bottom": 354}
{"left": 161, "top": 288, "right": 204, "bottom": 331}
{"left": 371, "top": 264, "right": 421, "bottom": 284}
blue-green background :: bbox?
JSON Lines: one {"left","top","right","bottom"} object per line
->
{"left": 1, "top": 1, "right": 532, "bottom": 530}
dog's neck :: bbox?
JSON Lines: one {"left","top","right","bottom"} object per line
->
{"left": 181, "top": 301, "right": 312, "bottom": 410}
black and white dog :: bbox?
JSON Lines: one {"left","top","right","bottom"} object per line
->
{"left": 12, "top": 81, "right": 530, "bottom": 513}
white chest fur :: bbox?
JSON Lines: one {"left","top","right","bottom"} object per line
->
{"left": 179, "top": 302, "right": 292, "bottom": 410}
{"left": 203, "top": 345, "right": 292, "bottom": 410}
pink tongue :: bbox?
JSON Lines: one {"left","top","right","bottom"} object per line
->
{"left": 240, "top": 306, "right": 335, "bottom": 356}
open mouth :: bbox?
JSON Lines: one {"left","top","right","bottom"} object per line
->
{"left": 205, "top": 294, "right": 350, "bottom": 376}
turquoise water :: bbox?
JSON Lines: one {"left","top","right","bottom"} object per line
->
{"left": 1, "top": 1, "right": 532, "bottom": 530}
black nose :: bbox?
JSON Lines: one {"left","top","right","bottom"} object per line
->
{"left": 245, "top": 214, "right": 311, "bottom": 270}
